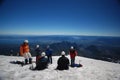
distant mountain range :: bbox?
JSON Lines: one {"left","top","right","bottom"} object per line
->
{"left": 0, "top": 35, "right": 120, "bottom": 63}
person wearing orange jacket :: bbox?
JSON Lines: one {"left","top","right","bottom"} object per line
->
{"left": 20, "top": 40, "right": 32, "bottom": 64}
{"left": 69, "top": 46, "right": 77, "bottom": 67}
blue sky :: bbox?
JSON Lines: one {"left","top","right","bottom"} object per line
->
{"left": 0, "top": 0, "right": 120, "bottom": 36}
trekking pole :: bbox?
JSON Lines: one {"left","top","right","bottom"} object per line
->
{"left": 56, "top": 69, "right": 60, "bottom": 80}
{"left": 54, "top": 66, "right": 58, "bottom": 79}
{"left": 79, "top": 60, "right": 81, "bottom": 64}
{"left": 79, "top": 60, "right": 83, "bottom": 67}
{"left": 57, "top": 70, "right": 58, "bottom": 80}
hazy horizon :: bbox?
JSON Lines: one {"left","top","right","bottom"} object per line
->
{"left": 0, "top": 34, "right": 120, "bottom": 38}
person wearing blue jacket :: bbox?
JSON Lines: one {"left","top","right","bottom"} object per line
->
{"left": 45, "top": 45, "right": 53, "bottom": 64}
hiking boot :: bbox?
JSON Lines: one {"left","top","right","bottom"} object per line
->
{"left": 25, "top": 59, "right": 28, "bottom": 64}
{"left": 29, "top": 58, "right": 32, "bottom": 64}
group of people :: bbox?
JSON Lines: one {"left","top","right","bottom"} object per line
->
{"left": 20, "top": 40, "right": 78, "bottom": 70}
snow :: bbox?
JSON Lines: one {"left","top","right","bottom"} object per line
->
{"left": 0, "top": 55, "right": 120, "bottom": 80}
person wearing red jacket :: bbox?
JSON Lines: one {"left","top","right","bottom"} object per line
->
{"left": 69, "top": 46, "right": 77, "bottom": 66}
{"left": 20, "top": 40, "right": 32, "bottom": 64}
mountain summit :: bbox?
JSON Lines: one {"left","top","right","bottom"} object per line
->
{"left": 0, "top": 55, "right": 120, "bottom": 80}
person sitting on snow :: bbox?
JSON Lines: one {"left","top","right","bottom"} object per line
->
{"left": 20, "top": 40, "right": 32, "bottom": 64}
{"left": 35, "top": 52, "right": 48, "bottom": 70}
{"left": 56, "top": 51, "right": 69, "bottom": 70}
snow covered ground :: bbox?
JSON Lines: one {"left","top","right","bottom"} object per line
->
{"left": 0, "top": 55, "right": 120, "bottom": 80}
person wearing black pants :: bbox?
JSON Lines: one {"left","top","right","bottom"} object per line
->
{"left": 45, "top": 45, "right": 53, "bottom": 64}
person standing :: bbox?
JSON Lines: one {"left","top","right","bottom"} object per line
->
{"left": 56, "top": 51, "right": 69, "bottom": 70}
{"left": 45, "top": 45, "right": 53, "bottom": 64}
{"left": 35, "top": 45, "right": 41, "bottom": 64}
{"left": 20, "top": 40, "right": 32, "bottom": 64}
{"left": 69, "top": 46, "right": 77, "bottom": 66}
{"left": 10, "top": 49, "right": 13, "bottom": 56}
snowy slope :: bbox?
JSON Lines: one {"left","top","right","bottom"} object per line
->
{"left": 0, "top": 55, "right": 120, "bottom": 80}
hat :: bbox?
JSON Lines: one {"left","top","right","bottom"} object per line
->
{"left": 61, "top": 51, "right": 65, "bottom": 56}
{"left": 71, "top": 46, "right": 74, "bottom": 49}
{"left": 24, "top": 40, "right": 29, "bottom": 43}
{"left": 36, "top": 45, "right": 39, "bottom": 48}
{"left": 41, "top": 52, "right": 46, "bottom": 57}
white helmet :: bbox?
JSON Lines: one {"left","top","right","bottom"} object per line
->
{"left": 24, "top": 40, "right": 29, "bottom": 43}
{"left": 71, "top": 46, "right": 74, "bottom": 49}
{"left": 36, "top": 45, "right": 39, "bottom": 48}
{"left": 41, "top": 52, "right": 46, "bottom": 57}
{"left": 61, "top": 51, "right": 65, "bottom": 56}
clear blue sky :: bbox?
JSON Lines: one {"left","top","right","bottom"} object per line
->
{"left": 0, "top": 0, "right": 120, "bottom": 36}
